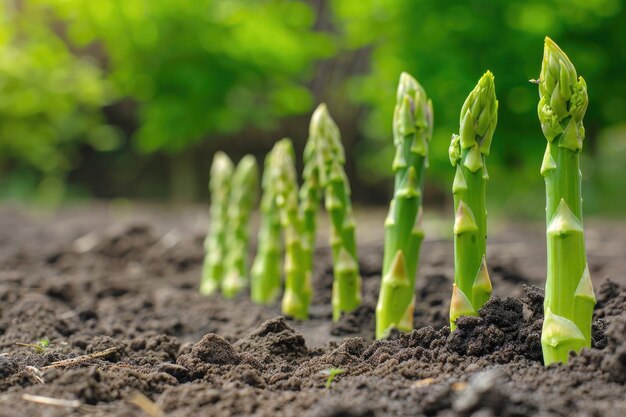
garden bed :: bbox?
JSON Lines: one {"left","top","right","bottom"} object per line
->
{"left": 0, "top": 205, "right": 624, "bottom": 416}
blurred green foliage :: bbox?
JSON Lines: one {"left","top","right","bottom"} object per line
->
{"left": 0, "top": 0, "right": 625, "bottom": 214}
{"left": 53, "top": 0, "right": 333, "bottom": 152}
{"left": 332, "top": 0, "right": 626, "bottom": 216}
{"left": 0, "top": 0, "right": 115, "bottom": 203}
{"left": 0, "top": 0, "right": 332, "bottom": 201}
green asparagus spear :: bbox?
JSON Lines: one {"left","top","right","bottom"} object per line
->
{"left": 272, "top": 139, "right": 312, "bottom": 319}
{"left": 200, "top": 152, "right": 234, "bottom": 296}
{"left": 448, "top": 71, "right": 498, "bottom": 330}
{"left": 376, "top": 72, "right": 433, "bottom": 339}
{"left": 312, "top": 104, "right": 362, "bottom": 321}
{"left": 250, "top": 154, "right": 283, "bottom": 304}
{"left": 222, "top": 155, "right": 259, "bottom": 298}
{"left": 299, "top": 117, "right": 322, "bottom": 298}
{"left": 537, "top": 37, "right": 595, "bottom": 365}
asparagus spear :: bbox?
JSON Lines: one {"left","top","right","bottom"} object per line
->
{"left": 312, "top": 104, "right": 362, "bottom": 321}
{"left": 222, "top": 155, "right": 259, "bottom": 298}
{"left": 537, "top": 37, "right": 595, "bottom": 365}
{"left": 298, "top": 116, "right": 322, "bottom": 299}
{"left": 376, "top": 73, "right": 433, "bottom": 339}
{"left": 272, "top": 139, "right": 312, "bottom": 319}
{"left": 200, "top": 152, "right": 234, "bottom": 295}
{"left": 448, "top": 71, "right": 498, "bottom": 330}
{"left": 250, "top": 154, "right": 283, "bottom": 304}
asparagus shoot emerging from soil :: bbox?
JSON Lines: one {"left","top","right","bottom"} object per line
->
{"left": 251, "top": 154, "right": 283, "bottom": 304}
{"left": 200, "top": 152, "right": 234, "bottom": 295}
{"left": 222, "top": 155, "right": 259, "bottom": 298}
{"left": 537, "top": 37, "right": 595, "bottom": 365}
{"left": 312, "top": 104, "right": 362, "bottom": 321}
{"left": 298, "top": 113, "right": 322, "bottom": 300}
{"left": 272, "top": 139, "right": 312, "bottom": 319}
{"left": 448, "top": 71, "right": 498, "bottom": 330}
{"left": 376, "top": 72, "right": 433, "bottom": 339}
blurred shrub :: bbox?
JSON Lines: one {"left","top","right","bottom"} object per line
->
{"left": 1, "top": 0, "right": 625, "bottom": 214}
{"left": 53, "top": 0, "right": 334, "bottom": 152}
{"left": 594, "top": 124, "right": 626, "bottom": 215}
{"left": 0, "top": 1, "right": 117, "bottom": 203}
{"left": 0, "top": 0, "right": 333, "bottom": 201}
{"left": 330, "top": 0, "right": 626, "bottom": 216}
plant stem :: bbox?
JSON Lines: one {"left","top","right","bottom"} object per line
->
{"left": 272, "top": 139, "right": 311, "bottom": 319}
{"left": 222, "top": 155, "right": 259, "bottom": 298}
{"left": 376, "top": 72, "right": 433, "bottom": 339}
{"left": 312, "top": 104, "right": 362, "bottom": 321}
{"left": 298, "top": 120, "right": 322, "bottom": 303}
{"left": 251, "top": 154, "right": 283, "bottom": 304}
{"left": 200, "top": 152, "right": 233, "bottom": 295}
{"left": 538, "top": 37, "right": 595, "bottom": 365}
{"left": 448, "top": 71, "right": 497, "bottom": 330}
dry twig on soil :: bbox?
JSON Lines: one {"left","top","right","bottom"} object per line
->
{"left": 41, "top": 347, "right": 118, "bottom": 370}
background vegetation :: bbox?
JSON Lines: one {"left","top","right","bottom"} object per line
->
{"left": 1, "top": 0, "right": 625, "bottom": 216}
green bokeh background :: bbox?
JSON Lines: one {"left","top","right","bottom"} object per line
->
{"left": 1, "top": 0, "right": 625, "bottom": 217}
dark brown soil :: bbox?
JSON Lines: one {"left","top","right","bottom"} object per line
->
{"left": 0, "top": 205, "right": 624, "bottom": 416}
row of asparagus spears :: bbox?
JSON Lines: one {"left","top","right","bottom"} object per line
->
{"left": 200, "top": 104, "right": 362, "bottom": 322}
{"left": 200, "top": 38, "right": 594, "bottom": 366}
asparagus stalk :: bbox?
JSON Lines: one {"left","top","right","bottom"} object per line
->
{"left": 200, "top": 152, "right": 234, "bottom": 296}
{"left": 448, "top": 71, "right": 498, "bottom": 330}
{"left": 298, "top": 118, "right": 322, "bottom": 298}
{"left": 272, "top": 139, "right": 312, "bottom": 319}
{"left": 222, "top": 155, "right": 259, "bottom": 298}
{"left": 312, "top": 104, "right": 362, "bottom": 321}
{"left": 376, "top": 73, "right": 433, "bottom": 339}
{"left": 250, "top": 154, "right": 283, "bottom": 304}
{"left": 537, "top": 37, "right": 595, "bottom": 365}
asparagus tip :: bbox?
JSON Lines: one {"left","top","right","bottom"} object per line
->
{"left": 311, "top": 103, "right": 330, "bottom": 129}
{"left": 212, "top": 151, "right": 233, "bottom": 172}
{"left": 480, "top": 70, "right": 495, "bottom": 85}
{"left": 397, "top": 71, "right": 422, "bottom": 102}
{"left": 544, "top": 36, "right": 561, "bottom": 52}
{"left": 459, "top": 71, "right": 498, "bottom": 154}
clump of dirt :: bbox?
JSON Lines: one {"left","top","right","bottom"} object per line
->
{"left": 447, "top": 296, "right": 541, "bottom": 362}
{"left": 237, "top": 317, "right": 307, "bottom": 359}
{"left": 176, "top": 333, "right": 245, "bottom": 381}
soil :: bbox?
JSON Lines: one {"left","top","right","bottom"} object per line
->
{"left": 0, "top": 204, "right": 624, "bottom": 417}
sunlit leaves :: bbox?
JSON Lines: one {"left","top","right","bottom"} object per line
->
{"left": 0, "top": 0, "right": 333, "bottom": 201}
{"left": 330, "top": 0, "right": 625, "bottom": 217}
{"left": 0, "top": 1, "right": 115, "bottom": 201}
{"left": 49, "top": 0, "right": 334, "bottom": 153}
